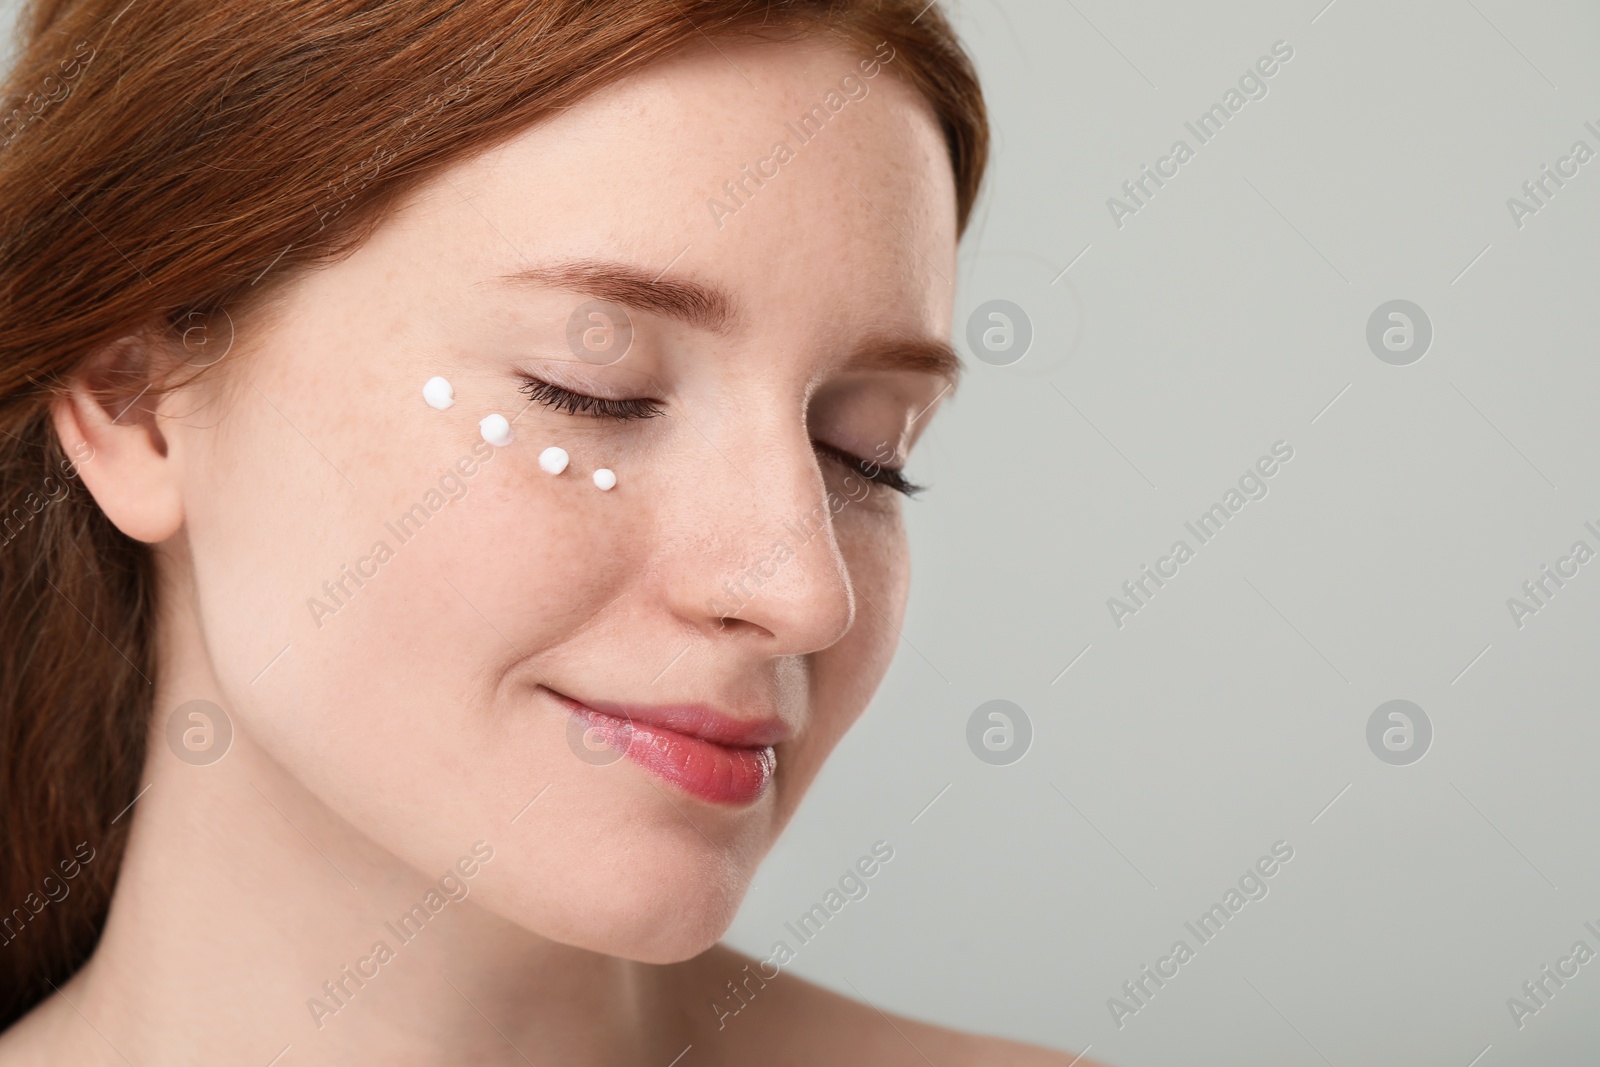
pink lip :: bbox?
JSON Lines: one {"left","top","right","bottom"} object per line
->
{"left": 550, "top": 690, "right": 788, "bottom": 805}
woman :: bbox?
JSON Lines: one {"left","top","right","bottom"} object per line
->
{"left": 0, "top": 0, "right": 1080, "bottom": 1062}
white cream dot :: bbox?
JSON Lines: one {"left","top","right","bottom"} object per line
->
{"left": 422, "top": 376, "right": 454, "bottom": 410}
{"left": 539, "top": 446, "right": 569, "bottom": 475}
{"left": 592, "top": 468, "right": 617, "bottom": 491}
{"left": 479, "top": 414, "right": 513, "bottom": 447}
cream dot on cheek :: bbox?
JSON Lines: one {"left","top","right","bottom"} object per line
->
{"left": 539, "top": 446, "right": 569, "bottom": 475}
{"left": 479, "top": 414, "right": 513, "bottom": 447}
{"left": 593, "top": 468, "right": 617, "bottom": 491}
{"left": 422, "top": 376, "right": 454, "bottom": 410}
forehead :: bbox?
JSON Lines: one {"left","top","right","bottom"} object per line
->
{"left": 398, "top": 35, "right": 959, "bottom": 345}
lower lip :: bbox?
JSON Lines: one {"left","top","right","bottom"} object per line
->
{"left": 567, "top": 704, "right": 777, "bottom": 806}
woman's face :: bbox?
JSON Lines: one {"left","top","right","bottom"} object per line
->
{"left": 145, "top": 37, "right": 956, "bottom": 961}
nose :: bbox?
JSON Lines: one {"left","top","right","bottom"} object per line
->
{"left": 657, "top": 421, "right": 856, "bottom": 656}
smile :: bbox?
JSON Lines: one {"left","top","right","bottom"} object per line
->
{"left": 548, "top": 689, "right": 787, "bottom": 806}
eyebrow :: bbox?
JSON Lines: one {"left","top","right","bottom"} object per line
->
{"left": 847, "top": 337, "right": 963, "bottom": 389}
{"left": 495, "top": 259, "right": 962, "bottom": 387}
{"left": 497, "top": 260, "right": 737, "bottom": 334}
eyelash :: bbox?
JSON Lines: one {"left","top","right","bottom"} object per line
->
{"left": 518, "top": 376, "right": 664, "bottom": 420}
{"left": 811, "top": 441, "right": 926, "bottom": 498}
{"left": 517, "top": 375, "right": 925, "bottom": 498}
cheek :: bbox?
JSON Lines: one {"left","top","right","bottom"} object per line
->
{"left": 179, "top": 360, "right": 644, "bottom": 863}
{"left": 279, "top": 458, "right": 630, "bottom": 716}
{"left": 776, "top": 497, "right": 908, "bottom": 803}
{"left": 833, "top": 498, "right": 911, "bottom": 705}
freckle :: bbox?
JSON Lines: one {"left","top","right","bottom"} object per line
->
{"left": 539, "top": 446, "right": 569, "bottom": 475}
{"left": 479, "top": 414, "right": 513, "bottom": 447}
{"left": 422, "top": 376, "right": 454, "bottom": 409}
{"left": 592, "top": 468, "right": 617, "bottom": 491}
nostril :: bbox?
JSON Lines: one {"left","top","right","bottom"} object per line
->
{"left": 712, "top": 614, "right": 773, "bottom": 639}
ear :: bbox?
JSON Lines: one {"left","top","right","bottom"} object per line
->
{"left": 49, "top": 333, "right": 184, "bottom": 543}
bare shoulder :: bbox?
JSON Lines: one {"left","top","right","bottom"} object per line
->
{"left": 884, "top": 1014, "right": 1095, "bottom": 1067}
{"left": 0, "top": 975, "right": 105, "bottom": 1067}
{"left": 680, "top": 944, "right": 1099, "bottom": 1067}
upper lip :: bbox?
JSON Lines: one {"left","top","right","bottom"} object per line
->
{"left": 546, "top": 688, "right": 792, "bottom": 748}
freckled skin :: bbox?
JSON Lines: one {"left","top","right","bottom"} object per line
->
{"left": 15, "top": 36, "right": 1086, "bottom": 1067}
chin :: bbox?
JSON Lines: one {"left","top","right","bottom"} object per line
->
{"left": 472, "top": 773, "right": 774, "bottom": 963}
{"left": 514, "top": 852, "right": 750, "bottom": 963}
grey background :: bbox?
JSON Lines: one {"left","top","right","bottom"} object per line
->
{"left": 8, "top": 1, "right": 1598, "bottom": 1064}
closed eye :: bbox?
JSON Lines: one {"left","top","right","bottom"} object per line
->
{"left": 518, "top": 375, "right": 922, "bottom": 496}
{"left": 812, "top": 440, "right": 925, "bottom": 498}
{"left": 517, "top": 376, "right": 664, "bottom": 420}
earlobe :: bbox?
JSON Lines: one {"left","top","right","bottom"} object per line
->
{"left": 49, "top": 335, "right": 185, "bottom": 544}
